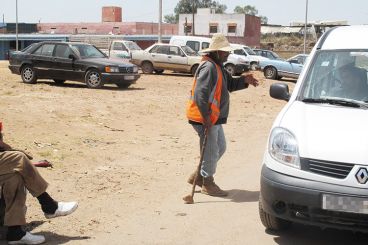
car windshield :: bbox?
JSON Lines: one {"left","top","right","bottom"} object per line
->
{"left": 71, "top": 44, "right": 106, "bottom": 58}
{"left": 244, "top": 47, "right": 256, "bottom": 55}
{"left": 301, "top": 50, "right": 368, "bottom": 103}
{"left": 125, "top": 41, "right": 141, "bottom": 51}
{"left": 181, "top": 46, "right": 198, "bottom": 56}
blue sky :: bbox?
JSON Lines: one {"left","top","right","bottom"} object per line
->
{"left": 1, "top": 0, "right": 368, "bottom": 25}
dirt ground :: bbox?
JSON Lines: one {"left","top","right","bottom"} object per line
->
{"left": 0, "top": 61, "right": 367, "bottom": 245}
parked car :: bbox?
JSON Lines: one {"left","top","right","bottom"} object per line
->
{"left": 8, "top": 41, "right": 140, "bottom": 89}
{"left": 259, "top": 25, "right": 368, "bottom": 233}
{"left": 253, "top": 49, "right": 281, "bottom": 60}
{"left": 169, "top": 35, "right": 249, "bottom": 75}
{"left": 100, "top": 40, "right": 142, "bottom": 59}
{"left": 131, "top": 43, "right": 201, "bottom": 75}
{"left": 259, "top": 54, "right": 308, "bottom": 80}
{"left": 231, "top": 44, "right": 270, "bottom": 70}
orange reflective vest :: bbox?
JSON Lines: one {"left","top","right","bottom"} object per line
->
{"left": 186, "top": 56, "right": 223, "bottom": 125}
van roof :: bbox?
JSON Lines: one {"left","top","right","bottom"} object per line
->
{"left": 321, "top": 25, "right": 368, "bottom": 50}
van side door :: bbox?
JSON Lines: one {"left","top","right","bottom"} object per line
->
{"left": 110, "top": 41, "right": 130, "bottom": 59}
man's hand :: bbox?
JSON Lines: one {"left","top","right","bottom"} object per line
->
{"left": 0, "top": 140, "right": 12, "bottom": 151}
{"left": 203, "top": 117, "right": 212, "bottom": 129}
{"left": 243, "top": 73, "right": 259, "bottom": 87}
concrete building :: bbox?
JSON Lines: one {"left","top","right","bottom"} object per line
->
{"left": 179, "top": 8, "right": 261, "bottom": 47}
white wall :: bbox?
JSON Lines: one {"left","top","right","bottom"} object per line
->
{"left": 179, "top": 8, "right": 245, "bottom": 37}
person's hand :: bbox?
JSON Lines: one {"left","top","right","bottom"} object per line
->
{"left": 243, "top": 74, "right": 259, "bottom": 87}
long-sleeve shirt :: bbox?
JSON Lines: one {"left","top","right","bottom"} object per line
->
{"left": 190, "top": 60, "right": 249, "bottom": 125}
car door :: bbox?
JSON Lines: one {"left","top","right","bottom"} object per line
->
{"left": 167, "top": 46, "right": 188, "bottom": 72}
{"left": 53, "top": 44, "right": 79, "bottom": 81}
{"left": 149, "top": 45, "right": 169, "bottom": 69}
{"left": 31, "top": 43, "right": 55, "bottom": 78}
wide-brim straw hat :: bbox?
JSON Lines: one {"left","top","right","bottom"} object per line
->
{"left": 199, "top": 33, "right": 236, "bottom": 54}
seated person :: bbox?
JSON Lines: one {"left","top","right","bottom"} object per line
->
{"left": 0, "top": 121, "right": 78, "bottom": 244}
{"left": 330, "top": 64, "right": 368, "bottom": 101}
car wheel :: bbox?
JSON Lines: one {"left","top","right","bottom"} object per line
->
{"left": 250, "top": 62, "right": 258, "bottom": 71}
{"left": 191, "top": 64, "right": 199, "bottom": 76}
{"left": 21, "top": 65, "right": 37, "bottom": 84}
{"left": 85, "top": 69, "right": 103, "bottom": 89}
{"left": 141, "top": 61, "right": 153, "bottom": 74}
{"left": 115, "top": 83, "right": 131, "bottom": 89}
{"left": 258, "top": 195, "right": 291, "bottom": 231}
{"left": 264, "top": 66, "right": 277, "bottom": 79}
{"left": 53, "top": 79, "right": 65, "bottom": 84}
{"left": 225, "top": 64, "right": 235, "bottom": 76}
{"left": 154, "top": 69, "right": 164, "bottom": 75}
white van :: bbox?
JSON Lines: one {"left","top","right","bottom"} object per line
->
{"left": 107, "top": 40, "right": 142, "bottom": 59}
{"left": 169, "top": 35, "right": 249, "bottom": 75}
{"left": 259, "top": 26, "right": 368, "bottom": 233}
{"left": 231, "top": 43, "right": 269, "bottom": 70}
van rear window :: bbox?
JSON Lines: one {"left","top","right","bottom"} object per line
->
{"left": 186, "top": 41, "right": 200, "bottom": 52}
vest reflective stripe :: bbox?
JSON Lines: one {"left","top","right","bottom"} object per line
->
{"left": 186, "top": 56, "right": 223, "bottom": 125}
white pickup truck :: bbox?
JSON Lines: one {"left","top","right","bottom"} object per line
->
{"left": 100, "top": 40, "right": 142, "bottom": 60}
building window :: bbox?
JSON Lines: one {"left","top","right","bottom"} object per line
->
{"left": 228, "top": 24, "right": 237, "bottom": 34}
{"left": 184, "top": 23, "right": 192, "bottom": 34}
{"left": 209, "top": 24, "right": 218, "bottom": 33}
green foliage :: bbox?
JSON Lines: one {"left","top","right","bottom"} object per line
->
{"left": 164, "top": 14, "right": 177, "bottom": 24}
{"left": 234, "top": 5, "right": 258, "bottom": 15}
{"left": 170, "top": 0, "right": 227, "bottom": 23}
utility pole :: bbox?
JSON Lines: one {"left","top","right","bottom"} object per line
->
{"left": 303, "top": 0, "right": 308, "bottom": 54}
{"left": 158, "top": 0, "right": 162, "bottom": 43}
{"left": 192, "top": 0, "right": 195, "bottom": 36}
{"left": 15, "top": 0, "right": 19, "bottom": 50}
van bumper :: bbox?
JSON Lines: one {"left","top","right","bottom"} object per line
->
{"left": 260, "top": 165, "right": 368, "bottom": 232}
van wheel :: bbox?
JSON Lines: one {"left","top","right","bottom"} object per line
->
{"left": 225, "top": 64, "right": 235, "bottom": 76}
{"left": 21, "top": 65, "right": 37, "bottom": 84}
{"left": 264, "top": 66, "right": 277, "bottom": 79}
{"left": 191, "top": 64, "right": 199, "bottom": 76}
{"left": 141, "top": 61, "right": 153, "bottom": 74}
{"left": 258, "top": 195, "right": 291, "bottom": 231}
{"left": 154, "top": 69, "right": 164, "bottom": 74}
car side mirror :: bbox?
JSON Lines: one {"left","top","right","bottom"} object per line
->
{"left": 270, "top": 83, "right": 290, "bottom": 101}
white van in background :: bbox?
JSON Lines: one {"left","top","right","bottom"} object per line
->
{"left": 230, "top": 43, "right": 269, "bottom": 70}
{"left": 169, "top": 35, "right": 249, "bottom": 75}
{"left": 101, "top": 40, "right": 142, "bottom": 60}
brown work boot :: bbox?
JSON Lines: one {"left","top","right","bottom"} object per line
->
{"left": 187, "top": 171, "right": 203, "bottom": 187}
{"left": 201, "top": 176, "right": 228, "bottom": 197}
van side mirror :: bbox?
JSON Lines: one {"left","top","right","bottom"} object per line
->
{"left": 270, "top": 83, "right": 290, "bottom": 101}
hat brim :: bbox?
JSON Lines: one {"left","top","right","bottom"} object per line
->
{"left": 199, "top": 45, "right": 236, "bottom": 54}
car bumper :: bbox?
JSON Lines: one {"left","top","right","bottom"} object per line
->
{"left": 234, "top": 64, "right": 249, "bottom": 74}
{"left": 260, "top": 165, "right": 368, "bottom": 232}
{"left": 101, "top": 73, "right": 140, "bottom": 84}
{"left": 8, "top": 65, "right": 21, "bottom": 75}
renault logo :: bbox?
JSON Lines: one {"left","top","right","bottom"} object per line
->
{"left": 356, "top": 168, "right": 368, "bottom": 184}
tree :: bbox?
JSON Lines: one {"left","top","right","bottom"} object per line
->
{"left": 234, "top": 5, "right": 268, "bottom": 24}
{"left": 164, "top": 14, "right": 177, "bottom": 24}
{"left": 167, "top": 0, "right": 227, "bottom": 24}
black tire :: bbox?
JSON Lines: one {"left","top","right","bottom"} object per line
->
{"left": 250, "top": 62, "right": 258, "bottom": 71}
{"left": 154, "top": 69, "right": 164, "bottom": 74}
{"left": 21, "top": 65, "right": 37, "bottom": 84}
{"left": 191, "top": 64, "right": 199, "bottom": 76}
{"left": 141, "top": 61, "right": 153, "bottom": 74}
{"left": 264, "top": 66, "right": 277, "bottom": 80}
{"left": 225, "top": 64, "right": 236, "bottom": 76}
{"left": 85, "top": 69, "right": 103, "bottom": 89}
{"left": 115, "top": 83, "right": 131, "bottom": 89}
{"left": 53, "top": 79, "right": 65, "bottom": 84}
{"left": 258, "top": 195, "right": 291, "bottom": 231}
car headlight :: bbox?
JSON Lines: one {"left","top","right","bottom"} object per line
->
{"left": 268, "top": 127, "right": 300, "bottom": 168}
{"left": 105, "top": 66, "right": 119, "bottom": 73}
{"left": 133, "top": 66, "right": 138, "bottom": 73}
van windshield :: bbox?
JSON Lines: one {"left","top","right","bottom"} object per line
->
{"left": 244, "top": 47, "right": 256, "bottom": 55}
{"left": 301, "top": 50, "right": 368, "bottom": 102}
{"left": 125, "top": 41, "right": 141, "bottom": 51}
{"left": 181, "top": 46, "right": 199, "bottom": 56}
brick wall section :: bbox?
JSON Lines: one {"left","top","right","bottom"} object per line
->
{"left": 102, "top": 6, "right": 122, "bottom": 22}
{"left": 244, "top": 15, "right": 261, "bottom": 47}
{"left": 37, "top": 22, "right": 178, "bottom": 35}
